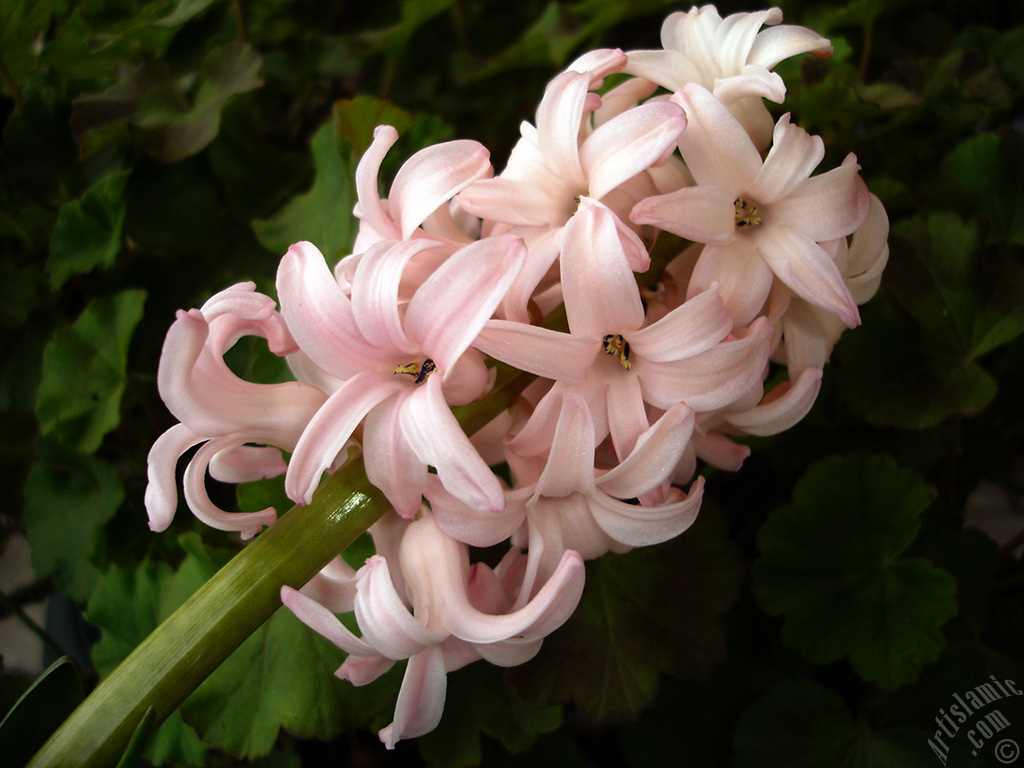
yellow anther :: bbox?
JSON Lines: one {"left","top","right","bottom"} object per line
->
{"left": 393, "top": 359, "right": 436, "bottom": 384}
{"left": 734, "top": 197, "right": 762, "bottom": 228}
{"left": 602, "top": 334, "right": 631, "bottom": 370}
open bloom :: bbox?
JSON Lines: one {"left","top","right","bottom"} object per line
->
{"left": 624, "top": 5, "right": 832, "bottom": 148}
{"left": 282, "top": 514, "right": 584, "bottom": 749}
{"left": 277, "top": 236, "right": 526, "bottom": 515}
{"left": 631, "top": 83, "right": 871, "bottom": 329}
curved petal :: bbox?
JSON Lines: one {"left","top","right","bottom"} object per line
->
{"left": 355, "top": 125, "right": 401, "bottom": 240}
{"left": 379, "top": 645, "right": 448, "bottom": 749}
{"left": 400, "top": 376, "right": 505, "bottom": 513}
{"left": 390, "top": 141, "right": 492, "bottom": 239}
{"left": 456, "top": 177, "right": 556, "bottom": 227}
{"left": 750, "top": 114, "right": 825, "bottom": 204}
{"left": 276, "top": 241, "right": 384, "bottom": 378}
{"left": 145, "top": 423, "right": 203, "bottom": 533}
{"left": 581, "top": 100, "right": 686, "bottom": 200}
{"left": 688, "top": 240, "right": 775, "bottom": 327}
{"left": 533, "top": 394, "right": 597, "bottom": 500}
{"left": 363, "top": 395, "right": 429, "bottom": 517}
{"left": 405, "top": 235, "right": 526, "bottom": 376}
{"left": 590, "top": 477, "right": 703, "bottom": 547}
{"left": 756, "top": 226, "right": 860, "bottom": 327}
{"left": 355, "top": 555, "right": 447, "bottom": 660}
{"left": 426, "top": 476, "right": 524, "bottom": 548}
{"left": 629, "top": 284, "right": 733, "bottom": 362}
{"left": 637, "top": 319, "right": 771, "bottom": 411}
{"left": 768, "top": 156, "right": 871, "bottom": 242}
{"left": 726, "top": 366, "right": 823, "bottom": 435}
{"left": 281, "top": 586, "right": 378, "bottom": 657}
{"left": 677, "top": 83, "right": 761, "bottom": 189}
{"left": 535, "top": 71, "right": 591, "bottom": 187}
{"left": 748, "top": 24, "right": 832, "bottom": 69}
{"left": 352, "top": 239, "right": 439, "bottom": 355}
{"left": 286, "top": 373, "right": 404, "bottom": 504}
{"left": 184, "top": 437, "right": 277, "bottom": 539}
{"left": 209, "top": 444, "right": 287, "bottom": 484}
{"left": 561, "top": 200, "right": 645, "bottom": 337}
{"left": 598, "top": 402, "right": 695, "bottom": 499}
{"left": 630, "top": 184, "right": 736, "bottom": 244}
{"left": 473, "top": 320, "right": 598, "bottom": 382}
{"left": 623, "top": 48, "right": 702, "bottom": 92}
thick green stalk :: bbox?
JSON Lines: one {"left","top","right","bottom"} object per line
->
{"left": 27, "top": 365, "right": 536, "bottom": 768}
{"left": 26, "top": 460, "right": 388, "bottom": 768}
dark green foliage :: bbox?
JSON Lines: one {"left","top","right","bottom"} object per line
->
{"left": 2, "top": 0, "right": 1022, "bottom": 766}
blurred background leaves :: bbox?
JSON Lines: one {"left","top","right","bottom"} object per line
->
{"left": 1, "top": 0, "right": 1022, "bottom": 766}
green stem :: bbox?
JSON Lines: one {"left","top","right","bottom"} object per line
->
{"left": 26, "top": 460, "right": 388, "bottom": 768}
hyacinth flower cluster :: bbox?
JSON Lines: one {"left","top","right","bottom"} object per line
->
{"left": 146, "top": 5, "right": 889, "bottom": 749}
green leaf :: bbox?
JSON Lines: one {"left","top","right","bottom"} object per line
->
{"left": 418, "top": 662, "right": 561, "bottom": 768}
{"left": 35, "top": 288, "right": 146, "bottom": 453}
{"left": 88, "top": 557, "right": 211, "bottom": 767}
{"left": 0, "top": 656, "right": 84, "bottom": 768}
{"left": 334, "top": 95, "right": 414, "bottom": 157}
{"left": 942, "top": 132, "right": 1024, "bottom": 246}
{"left": 734, "top": 679, "right": 934, "bottom": 768}
{"left": 23, "top": 440, "right": 124, "bottom": 601}
{"left": 47, "top": 169, "right": 131, "bottom": 289}
{"left": 509, "top": 504, "right": 741, "bottom": 721}
{"left": 88, "top": 533, "right": 399, "bottom": 762}
{"left": 72, "top": 42, "right": 264, "bottom": 162}
{"left": 251, "top": 118, "right": 357, "bottom": 262}
{"left": 753, "top": 453, "right": 957, "bottom": 689}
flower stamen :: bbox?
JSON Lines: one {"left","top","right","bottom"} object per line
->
{"left": 602, "top": 334, "right": 631, "bottom": 370}
{"left": 734, "top": 197, "right": 762, "bottom": 228}
{"left": 393, "top": 359, "right": 437, "bottom": 384}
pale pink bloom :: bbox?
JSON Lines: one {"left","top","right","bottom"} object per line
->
{"left": 475, "top": 199, "right": 772, "bottom": 460}
{"left": 277, "top": 237, "right": 525, "bottom": 516}
{"left": 281, "top": 514, "right": 584, "bottom": 749}
{"left": 631, "top": 84, "right": 871, "bottom": 330}
{"left": 145, "top": 283, "right": 327, "bottom": 538}
{"left": 352, "top": 126, "right": 492, "bottom": 252}
{"left": 457, "top": 64, "right": 686, "bottom": 320}
{"left": 770, "top": 194, "right": 890, "bottom": 375}
{"left": 625, "top": 5, "right": 832, "bottom": 148}
{"left": 429, "top": 394, "right": 703, "bottom": 593}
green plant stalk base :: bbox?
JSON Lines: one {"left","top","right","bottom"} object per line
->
{"left": 27, "top": 459, "right": 388, "bottom": 768}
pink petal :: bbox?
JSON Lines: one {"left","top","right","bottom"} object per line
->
{"left": 580, "top": 100, "right": 687, "bottom": 200}
{"left": 281, "top": 586, "right": 378, "bottom": 657}
{"left": 561, "top": 200, "right": 645, "bottom": 338}
{"left": 750, "top": 114, "right": 825, "bottom": 204}
{"left": 637, "top": 319, "right": 772, "bottom": 411}
{"left": 606, "top": 372, "right": 649, "bottom": 460}
{"left": 590, "top": 477, "right": 703, "bottom": 548}
{"left": 184, "top": 437, "right": 277, "bottom": 539}
{"left": 363, "top": 396, "right": 429, "bottom": 517}
{"left": 630, "top": 284, "right": 733, "bottom": 362}
{"left": 145, "top": 423, "right": 203, "bottom": 533}
{"left": 748, "top": 24, "right": 832, "bottom": 69}
{"left": 286, "top": 373, "right": 404, "bottom": 504}
{"left": 399, "top": 376, "right": 505, "bottom": 513}
{"left": 355, "top": 555, "right": 447, "bottom": 659}
{"left": 688, "top": 240, "right": 775, "bottom": 327}
{"left": 533, "top": 394, "right": 597, "bottom": 500}
{"left": 405, "top": 235, "right": 526, "bottom": 376}
{"left": 598, "top": 402, "right": 695, "bottom": 499}
{"left": 677, "top": 83, "right": 762, "bottom": 189}
{"left": 756, "top": 226, "right": 860, "bottom": 327}
{"left": 276, "top": 241, "right": 385, "bottom": 378}
{"left": 473, "top": 320, "right": 598, "bottom": 382}
{"left": 390, "top": 140, "right": 492, "bottom": 240}
{"left": 456, "top": 177, "right": 555, "bottom": 227}
{"left": 727, "top": 366, "right": 823, "bottom": 436}
{"left": 208, "top": 444, "right": 286, "bottom": 483}
{"left": 624, "top": 48, "right": 703, "bottom": 92}
{"left": 630, "top": 184, "right": 736, "bottom": 243}
{"left": 768, "top": 155, "right": 870, "bottom": 242}
{"left": 426, "top": 476, "right": 524, "bottom": 548}
{"left": 351, "top": 239, "right": 438, "bottom": 356}
{"left": 379, "top": 645, "right": 447, "bottom": 748}
{"left": 535, "top": 71, "right": 591, "bottom": 187}
{"left": 355, "top": 126, "right": 401, "bottom": 240}
{"left": 712, "top": 67, "right": 786, "bottom": 105}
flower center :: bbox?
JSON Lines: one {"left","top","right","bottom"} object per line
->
{"left": 602, "top": 334, "right": 631, "bottom": 370}
{"left": 393, "top": 358, "right": 436, "bottom": 384}
{"left": 734, "top": 197, "right": 762, "bottom": 229}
